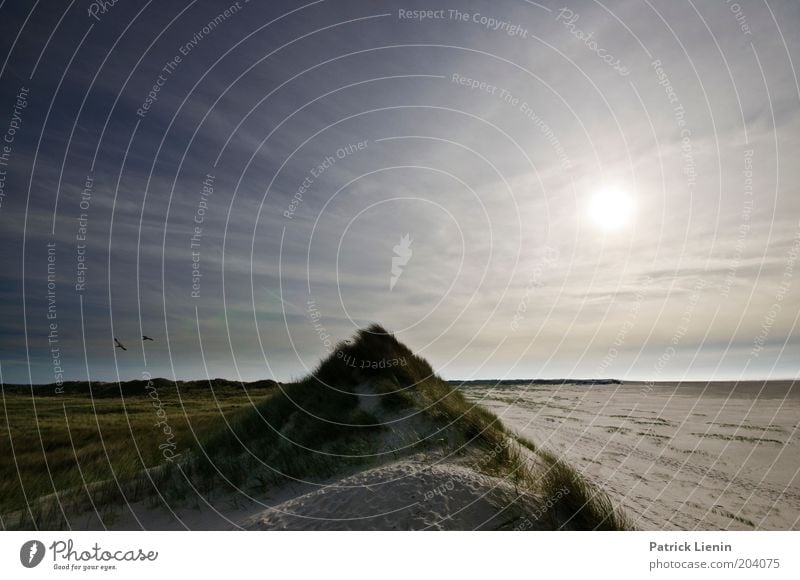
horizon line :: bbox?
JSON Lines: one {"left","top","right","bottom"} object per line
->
{"left": 6, "top": 375, "right": 799, "bottom": 388}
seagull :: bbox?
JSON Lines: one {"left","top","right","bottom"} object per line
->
{"left": 114, "top": 338, "right": 127, "bottom": 351}
{"left": 142, "top": 335, "right": 154, "bottom": 341}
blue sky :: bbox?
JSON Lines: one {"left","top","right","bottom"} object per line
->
{"left": 0, "top": 0, "right": 798, "bottom": 384}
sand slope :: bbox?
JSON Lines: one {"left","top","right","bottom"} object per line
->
{"left": 243, "top": 459, "right": 544, "bottom": 530}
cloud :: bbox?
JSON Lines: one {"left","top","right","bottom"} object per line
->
{"left": 1, "top": 0, "right": 798, "bottom": 382}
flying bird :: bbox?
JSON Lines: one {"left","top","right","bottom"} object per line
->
{"left": 142, "top": 335, "right": 154, "bottom": 341}
{"left": 114, "top": 338, "right": 127, "bottom": 351}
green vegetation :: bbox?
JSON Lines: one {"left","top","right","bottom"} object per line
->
{"left": 0, "top": 379, "right": 277, "bottom": 528}
{"left": 1, "top": 324, "right": 633, "bottom": 530}
{"left": 305, "top": 325, "right": 632, "bottom": 530}
{"left": 535, "top": 448, "right": 634, "bottom": 531}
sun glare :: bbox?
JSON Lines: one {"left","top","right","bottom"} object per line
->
{"left": 588, "top": 187, "right": 634, "bottom": 231}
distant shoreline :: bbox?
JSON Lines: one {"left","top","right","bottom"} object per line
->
{"left": 451, "top": 378, "right": 799, "bottom": 386}
{"left": 5, "top": 377, "right": 798, "bottom": 390}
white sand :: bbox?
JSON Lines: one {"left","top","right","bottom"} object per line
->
{"left": 462, "top": 380, "right": 800, "bottom": 530}
{"left": 243, "top": 459, "right": 544, "bottom": 530}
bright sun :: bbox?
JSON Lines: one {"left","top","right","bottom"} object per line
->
{"left": 588, "top": 187, "right": 634, "bottom": 231}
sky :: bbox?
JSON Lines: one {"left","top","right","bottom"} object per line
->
{"left": 0, "top": 0, "right": 798, "bottom": 385}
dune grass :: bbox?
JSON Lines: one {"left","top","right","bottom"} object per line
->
{"left": 535, "top": 448, "right": 634, "bottom": 530}
{"left": 186, "top": 376, "right": 382, "bottom": 492}
{"left": 412, "top": 376, "right": 632, "bottom": 529}
{"left": 328, "top": 326, "right": 632, "bottom": 530}
{"left": 178, "top": 325, "right": 441, "bottom": 494}
{"left": 2, "top": 324, "right": 632, "bottom": 530}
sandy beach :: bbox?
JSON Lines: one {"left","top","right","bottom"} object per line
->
{"left": 461, "top": 380, "right": 800, "bottom": 530}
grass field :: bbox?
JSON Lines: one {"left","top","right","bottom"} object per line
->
{"left": 0, "top": 379, "right": 277, "bottom": 523}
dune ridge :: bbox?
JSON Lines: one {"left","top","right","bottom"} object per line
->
{"left": 3, "top": 325, "right": 631, "bottom": 531}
